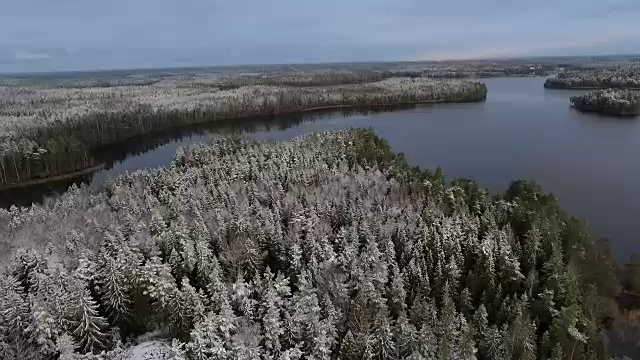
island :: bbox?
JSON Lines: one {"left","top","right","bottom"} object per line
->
{"left": 544, "top": 64, "right": 640, "bottom": 89}
{"left": 570, "top": 89, "right": 640, "bottom": 115}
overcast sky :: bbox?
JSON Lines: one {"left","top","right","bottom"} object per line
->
{"left": 1, "top": 0, "right": 639, "bottom": 72}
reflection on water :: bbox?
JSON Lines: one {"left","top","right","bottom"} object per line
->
{"left": 0, "top": 104, "right": 424, "bottom": 209}
{"left": 0, "top": 173, "right": 95, "bottom": 210}
{"left": 2, "top": 77, "right": 640, "bottom": 263}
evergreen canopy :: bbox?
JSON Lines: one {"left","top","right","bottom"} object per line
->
{"left": 0, "top": 129, "right": 618, "bottom": 359}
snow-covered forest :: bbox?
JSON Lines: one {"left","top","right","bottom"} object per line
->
{"left": 570, "top": 90, "right": 640, "bottom": 115}
{"left": 544, "top": 64, "right": 640, "bottom": 89}
{"left": 0, "top": 129, "right": 619, "bottom": 359}
{"left": 0, "top": 77, "right": 486, "bottom": 188}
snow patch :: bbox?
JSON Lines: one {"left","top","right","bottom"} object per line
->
{"left": 113, "top": 340, "right": 185, "bottom": 360}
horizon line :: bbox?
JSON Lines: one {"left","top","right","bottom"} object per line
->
{"left": 2, "top": 52, "right": 639, "bottom": 77}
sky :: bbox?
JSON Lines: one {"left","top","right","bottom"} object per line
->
{"left": 1, "top": 0, "right": 639, "bottom": 73}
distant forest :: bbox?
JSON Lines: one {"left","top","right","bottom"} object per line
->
{"left": 0, "top": 130, "right": 619, "bottom": 359}
{"left": 0, "top": 77, "right": 486, "bottom": 188}
{"left": 544, "top": 64, "right": 640, "bottom": 89}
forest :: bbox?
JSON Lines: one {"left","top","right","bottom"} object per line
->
{"left": 0, "top": 61, "right": 558, "bottom": 89}
{"left": 544, "top": 64, "right": 640, "bottom": 89}
{"left": 0, "top": 77, "right": 487, "bottom": 188}
{"left": 0, "top": 129, "right": 620, "bottom": 359}
{"left": 570, "top": 90, "right": 640, "bottom": 115}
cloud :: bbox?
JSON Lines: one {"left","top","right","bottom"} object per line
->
{"left": 15, "top": 50, "right": 51, "bottom": 61}
{"left": 408, "top": 22, "right": 640, "bottom": 61}
{"left": 1, "top": 0, "right": 640, "bottom": 72}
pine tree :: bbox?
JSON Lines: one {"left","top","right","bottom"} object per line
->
{"left": 0, "top": 275, "right": 30, "bottom": 343}
{"left": 508, "top": 298, "right": 537, "bottom": 360}
{"left": 231, "top": 273, "right": 258, "bottom": 318}
{"left": 393, "top": 313, "right": 418, "bottom": 358}
{"left": 260, "top": 268, "right": 290, "bottom": 358}
{"left": 471, "top": 304, "right": 488, "bottom": 356}
{"left": 279, "top": 344, "right": 303, "bottom": 360}
{"left": 438, "top": 282, "right": 457, "bottom": 360}
{"left": 65, "top": 281, "right": 109, "bottom": 353}
{"left": 555, "top": 303, "right": 588, "bottom": 360}
{"left": 484, "top": 325, "right": 507, "bottom": 360}
{"left": 140, "top": 257, "right": 185, "bottom": 332}
{"left": 286, "top": 271, "right": 335, "bottom": 359}
{"left": 96, "top": 253, "right": 131, "bottom": 321}
{"left": 454, "top": 314, "right": 477, "bottom": 360}
{"left": 12, "top": 249, "right": 47, "bottom": 293}
{"left": 372, "top": 303, "right": 395, "bottom": 360}
{"left": 459, "top": 286, "right": 473, "bottom": 318}
{"left": 230, "top": 318, "right": 264, "bottom": 360}
{"left": 549, "top": 342, "right": 563, "bottom": 360}
{"left": 55, "top": 334, "right": 78, "bottom": 360}
{"left": 187, "top": 303, "right": 237, "bottom": 360}
{"left": 540, "top": 330, "right": 553, "bottom": 359}
{"left": 201, "top": 255, "right": 227, "bottom": 310}
{"left": 521, "top": 323, "right": 538, "bottom": 360}
{"left": 388, "top": 264, "right": 407, "bottom": 318}
{"left": 414, "top": 323, "right": 438, "bottom": 360}
{"left": 174, "top": 277, "right": 208, "bottom": 336}
{"left": 24, "top": 295, "right": 59, "bottom": 356}
{"left": 73, "top": 251, "right": 97, "bottom": 285}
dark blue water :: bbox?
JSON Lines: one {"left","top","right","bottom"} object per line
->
{"left": 248, "top": 78, "right": 640, "bottom": 264}
{"left": 12, "top": 77, "right": 640, "bottom": 262}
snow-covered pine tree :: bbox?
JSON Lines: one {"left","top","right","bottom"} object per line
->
{"left": 0, "top": 275, "right": 30, "bottom": 341}
{"left": 437, "top": 282, "right": 458, "bottom": 360}
{"left": 454, "top": 313, "right": 477, "bottom": 360}
{"left": 175, "top": 277, "right": 207, "bottom": 336}
{"left": 393, "top": 312, "right": 418, "bottom": 358}
{"left": 0, "top": 275, "right": 33, "bottom": 357}
{"left": 65, "top": 280, "right": 110, "bottom": 353}
{"left": 24, "top": 294, "right": 60, "bottom": 357}
{"left": 286, "top": 271, "right": 335, "bottom": 359}
{"left": 187, "top": 311, "right": 233, "bottom": 359}
{"left": 259, "top": 268, "right": 290, "bottom": 358}
{"left": 96, "top": 252, "right": 132, "bottom": 322}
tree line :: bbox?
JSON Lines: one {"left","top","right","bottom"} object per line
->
{"left": 544, "top": 64, "right": 640, "bottom": 89}
{"left": 570, "top": 89, "right": 640, "bottom": 115}
{"left": 0, "top": 78, "right": 487, "bottom": 188}
{"left": 0, "top": 129, "right": 619, "bottom": 359}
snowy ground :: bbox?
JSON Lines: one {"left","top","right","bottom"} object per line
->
{"left": 112, "top": 340, "right": 185, "bottom": 360}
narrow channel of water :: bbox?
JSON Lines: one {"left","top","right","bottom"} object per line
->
{"left": 0, "top": 106, "right": 415, "bottom": 208}
{"left": 3, "top": 77, "right": 640, "bottom": 262}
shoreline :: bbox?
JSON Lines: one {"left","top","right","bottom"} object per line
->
{"left": 546, "top": 85, "right": 640, "bottom": 90}
{"left": 571, "top": 103, "right": 640, "bottom": 116}
{"left": 293, "top": 98, "right": 479, "bottom": 113}
{"left": 572, "top": 107, "right": 640, "bottom": 116}
{"left": 0, "top": 98, "right": 484, "bottom": 191}
{"left": 0, "top": 163, "right": 106, "bottom": 191}
{"left": 109, "top": 98, "right": 483, "bottom": 148}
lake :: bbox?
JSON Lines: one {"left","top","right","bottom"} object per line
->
{"left": 3, "top": 76, "right": 640, "bottom": 262}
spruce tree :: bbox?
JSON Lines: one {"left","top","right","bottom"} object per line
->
{"left": 65, "top": 281, "right": 109, "bottom": 353}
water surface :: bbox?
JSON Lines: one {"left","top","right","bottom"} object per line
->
{"left": 5, "top": 77, "right": 640, "bottom": 262}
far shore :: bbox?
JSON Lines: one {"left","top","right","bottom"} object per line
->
{"left": 295, "top": 98, "right": 479, "bottom": 113}
{"left": 0, "top": 98, "right": 485, "bottom": 191}
{"left": 0, "top": 163, "right": 106, "bottom": 191}
{"left": 545, "top": 85, "right": 640, "bottom": 90}
{"left": 116, "top": 98, "right": 484, "bottom": 146}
